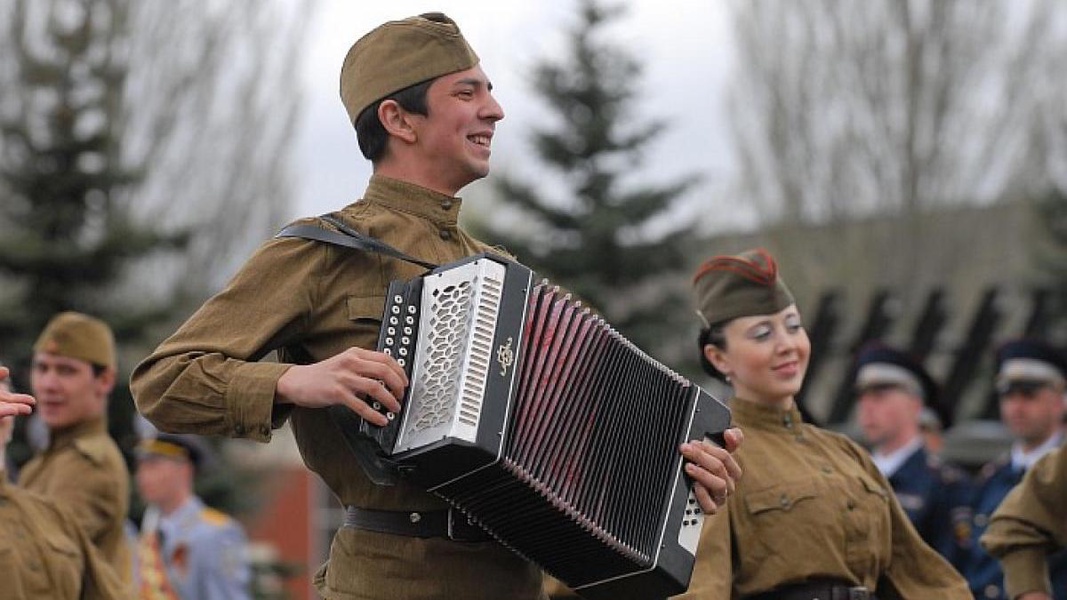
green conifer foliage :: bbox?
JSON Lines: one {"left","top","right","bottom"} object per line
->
{"left": 478, "top": 0, "right": 702, "bottom": 363}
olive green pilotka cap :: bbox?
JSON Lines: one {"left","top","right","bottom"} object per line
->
{"left": 340, "top": 12, "right": 480, "bottom": 124}
{"left": 691, "top": 248, "right": 796, "bottom": 328}
{"left": 33, "top": 311, "right": 116, "bottom": 369}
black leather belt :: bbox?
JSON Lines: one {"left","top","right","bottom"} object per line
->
{"left": 746, "top": 582, "right": 873, "bottom": 600}
{"left": 343, "top": 506, "right": 493, "bottom": 543}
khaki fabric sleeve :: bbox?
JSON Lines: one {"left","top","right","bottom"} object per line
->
{"left": 981, "top": 445, "right": 1067, "bottom": 599}
{"left": 842, "top": 440, "right": 972, "bottom": 600}
{"left": 131, "top": 236, "right": 322, "bottom": 441}
{"left": 64, "top": 508, "right": 127, "bottom": 600}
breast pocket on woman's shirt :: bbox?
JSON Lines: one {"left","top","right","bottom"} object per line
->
{"left": 740, "top": 479, "right": 820, "bottom": 564}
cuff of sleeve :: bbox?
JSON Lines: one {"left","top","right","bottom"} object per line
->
{"left": 1000, "top": 549, "right": 1051, "bottom": 599}
{"left": 227, "top": 362, "right": 293, "bottom": 442}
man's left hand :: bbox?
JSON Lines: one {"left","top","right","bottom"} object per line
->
{"left": 680, "top": 427, "right": 743, "bottom": 514}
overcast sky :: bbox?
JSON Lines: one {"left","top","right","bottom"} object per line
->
{"left": 289, "top": 0, "right": 738, "bottom": 225}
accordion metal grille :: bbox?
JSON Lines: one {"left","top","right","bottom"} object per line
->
{"left": 408, "top": 280, "right": 472, "bottom": 433}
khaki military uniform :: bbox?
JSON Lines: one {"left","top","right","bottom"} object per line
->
{"left": 981, "top": 443, "right": 1067, "bottom": 599}
{"left": 0, "top": 474, "right": 126, "bottom": 599}
{"left": 19, "top": 416, "right": 131, "bottom": 585}
{"left": 131, "top": 175, "right": 544, "bottom": 600}
{"left": 674, "top": 399, "right": 970, "bottom": 599}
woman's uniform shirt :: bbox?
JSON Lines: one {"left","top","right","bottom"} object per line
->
{"left": 131, "top": 176, "right": 544, "bottom": 600}
{"left": 675, "top": 399, "right": 970, "bottom": 600}
{"left": 0, "top": 474, "right": 126, "bottom": 599}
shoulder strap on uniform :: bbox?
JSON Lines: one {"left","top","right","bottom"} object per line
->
{"left": 276, "top": 213, "right": 439, "bottom": 271}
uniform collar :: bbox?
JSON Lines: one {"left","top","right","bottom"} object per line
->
{"left": 730, "top": 397, "right": 805, "bottom": 432}
{"left": 47, "top": 416, "right": 107, "bottom": 451}
{"left": 1011, "top": 431, "right": 1063, "bottom": 472}
{"left": 159, "top": 495, "right": 205, "bottom": 535}
{"left": 872, "top": 436, "right": 924, "bottom": 478}
{"left": 360, "top": 174, "right": 463, "bottom": 226}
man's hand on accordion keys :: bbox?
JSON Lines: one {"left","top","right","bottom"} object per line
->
{"left": 680, "top": 427, "right": 744, "bottom": 514}
{"left": 274, "top": 347, "right": 409, "bottom": 426}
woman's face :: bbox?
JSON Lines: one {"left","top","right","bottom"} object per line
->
{"left": 704, "top": 305, "right": 811, "bottom": 406}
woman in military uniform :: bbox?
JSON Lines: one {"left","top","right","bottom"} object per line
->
{"left": 676, "top": 248, "right": 970, "bottom": 600}
{"left": 1, "top": 366, "right": 126, "bottom": 600}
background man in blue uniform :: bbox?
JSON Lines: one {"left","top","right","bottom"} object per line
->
{"left": 134, "top": 432, "right": 251, "bottom": 600}
{"left": 962, "top": 338, "right": 1067, "bottom": 600}
{"left": 854, "top": 341, "right": 973, "bottom": 569}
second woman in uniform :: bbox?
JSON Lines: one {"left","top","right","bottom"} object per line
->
{"left": 675, "top": 248, "right": 969, "bottom": 600}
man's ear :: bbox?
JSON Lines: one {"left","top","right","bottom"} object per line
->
{"left": 378, "top": 100, "right": 418, "bottom": 144}
{"left": 95, "top": 366, "right": 117, "bottom": 396}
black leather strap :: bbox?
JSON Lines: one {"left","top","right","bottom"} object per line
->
{"left": 746, "top": 582, "right": 873, "bottom": 600}
{"left": 343, "top": 506, "right": 492, "bottom": 543}
{"left": 276, "top": 213, "right": 439, "bottom": 271}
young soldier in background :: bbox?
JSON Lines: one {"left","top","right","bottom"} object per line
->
{"left": 19, "top": 311, "right": 132, "bottom": 584}
{"left": 2, "top": 364, "right": 126, "bottom": 599}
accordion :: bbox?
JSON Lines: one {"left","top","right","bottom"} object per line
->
{"left": 331, "top": 253, "right": 730, "bottom": 599}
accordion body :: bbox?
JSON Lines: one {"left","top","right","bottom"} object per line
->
{"left": 331, "top": 253, "right": 731, "bottom": 599}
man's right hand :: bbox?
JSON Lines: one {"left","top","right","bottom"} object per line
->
{"left": 0, "top": 366, "right": 36, "bottom": 418}
{"left": 274, "top": 347, "right": 408, "bottom": 426}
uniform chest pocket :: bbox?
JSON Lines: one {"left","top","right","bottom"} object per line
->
{"left": 44, "top": 533, "right": 81, "bottom": 558}
{"left": 745, "top": 479, "right": 819, "bottom": 515}
{"left": 859, "top": 476, "right": 890, "bottom": 503}
{"left": 343, "top": 295, "right": 388, "bottom": 354}
{"left": 43, "top": 533, "right": 84, "bottom": 598}
{"left": 346, "top": 295, "right": 386, "bottom": 323}
{"left": 736, "top": 479, "right": 822, "bottom": 568}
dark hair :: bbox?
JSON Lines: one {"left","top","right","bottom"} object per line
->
{"left": 354, "top": 78, "right": 434, "bottom": 161}
{"left": 697, "top": 323, "right": 728, "bottom": 380}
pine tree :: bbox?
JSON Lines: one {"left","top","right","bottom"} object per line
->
{"left": 0, "top": 1, "right": 188, "bottom": 466}
{"left": 477, "top": 0, "right": 701, "bottom": 363}
{"left": 0, "top": 0, "right": 308, "bottom": 482}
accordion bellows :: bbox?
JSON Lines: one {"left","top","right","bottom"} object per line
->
{"left": 333, "top": 253, "right": 731, "bottom": 599}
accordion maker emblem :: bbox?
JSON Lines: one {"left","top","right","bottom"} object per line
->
{"left": 329, "top": 253, "right": 732, "bottom": 600}
{"left": 496, "top": 337, "right": 515, "bottom": 376}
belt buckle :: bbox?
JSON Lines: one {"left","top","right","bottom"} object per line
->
{"left": 847, "top": 587, "right": 868, "bottom": 600}
{"left": 446, "top": 508, "right": 486, "bottom": 542}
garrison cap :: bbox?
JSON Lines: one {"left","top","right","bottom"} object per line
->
{"left": 33, "top": 311, "right": 116, "bottom": 369}
{"left": 137, "top": 433, "right": 212, "bottom": 470}
{"left": 691, "top": 248, "right": 795, "bottom": 328}
{"left": 995, "top": 338, "right": 1067, "bottom": 391}
{"left": 340, "top": 12, "right": 480, "bottom": 124}
{"left": 852, "top": 342, "right": 939, "bottom": 405}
